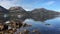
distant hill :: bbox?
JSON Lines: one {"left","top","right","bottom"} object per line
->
{"left": 30, "top": 8, "right": 60, "bottom": 21}
{"left": 9, "top": 7, "right": 60, "bottom": 22}
{"left": 0, "top": 6, "right": 60, "bottom": 22}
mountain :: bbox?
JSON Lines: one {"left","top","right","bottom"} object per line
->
{"left": 30, "top": 8, "right": 60, "bottom": 21}
{"left": 0, "top": 6, "right": 9, "bottom": 23}
{"left": 9, "top": 6, "right": 25, "bottom": 12}
{"left": 0, "top": 6, "right": 9, "bottom": 13}
{"left": 0, "top": 6, "right": 60, "bottom": 22}
{"left": 8, "top": 7, "right": 60, "bottom": 22}
{"left": 8, "top": 6, "right": 29, "bottom": 21}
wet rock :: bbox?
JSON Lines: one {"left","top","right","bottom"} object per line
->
{"left": 32, "top": 30, "right": 40, "bottom": 34}
{"left": 0, "top": 23, "right": 4, "bottom": 31}
{"left": 18, "top": 32, "right": 23, "bottom": 34}
{"left": 23, "top": 23, "right": 28, "bottom": 27}
{"left": 16, "top": 22, "right": 23, "bottom": 28}
{"left": 6, "top": 20, "right": 23, "bottom": 29}
{"left": 23, "top": 29, "right": 30, "bottom": 34}
{"left": 23, "top": 23, "right": 32, "bottom": 27}
{"left": 0, "top": 31, "right": 4, "bottom": 34}
{"left": 6, "top": 29, "right": 17, "bottom": 34}
{"left": 45, "top": 24, "right": 50, "bottom": 25}
{"left": 0, "top": 23, "right": 8, "bottom": 31}
{"left": 26, "top": 24, "right": 32, "bottom": 27}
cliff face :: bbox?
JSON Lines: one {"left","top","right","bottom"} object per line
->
{"left": 0, "top": 6, "right": 60, "bottom": 22}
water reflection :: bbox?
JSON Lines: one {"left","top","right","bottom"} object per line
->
{"left": 45, "top": 17, "right": 60, "bottom": 28}
{"left": 22, "top": 17, "right": 60, "bottom": 34}
{"left": 0, "top": 17, "right": 60, "bottom": 34}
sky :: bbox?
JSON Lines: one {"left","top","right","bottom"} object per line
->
{"left": 0, "top": 0, "right": 60, "bottom": 11}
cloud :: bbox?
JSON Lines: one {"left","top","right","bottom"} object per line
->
{"left": 0, "top": 0, "right": 22, "bottom": 9}
{"left": 21, "top": 0, "right": 42, "bottom": 11}
{"left": 45, "top": 1, "right": 55, "bottom": 5}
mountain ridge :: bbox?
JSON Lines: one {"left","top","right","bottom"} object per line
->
{"left": 0, "top": 6, "right": 60, "bottom": 22}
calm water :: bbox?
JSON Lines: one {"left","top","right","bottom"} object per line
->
{"left": 16, "top": 17, "right": 60, "bottom": 34}
{"left": 22, "top": 17, "right": 60, "bottom": 34}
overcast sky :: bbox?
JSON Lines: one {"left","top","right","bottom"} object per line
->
{"left": 0, "top": 0, "right": 60, "bottom": 11}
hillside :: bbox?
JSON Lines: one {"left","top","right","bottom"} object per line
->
{"left": 0, "top": 6, "right": 60, "bottom": 22}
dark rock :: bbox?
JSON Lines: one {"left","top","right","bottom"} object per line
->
{"left": 23, "top": 23, "right": 32, "bottom": 27}
{"left": 6, "top": 29, "right": 17, "bottom": 34}
{"left": 45, "top": 24, "right": 50, "bottom": 25}
{"left": 32, "top": 29, "right": 40, "bottom": 34}
{"left": 23, "top": 29, "right": 30, "bottom": 34}
{"left": 0, "top": 23, "right": 8, "bottom": 31}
